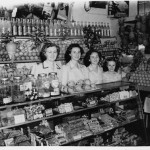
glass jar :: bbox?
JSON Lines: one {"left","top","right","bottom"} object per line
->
{"left": 36, "top": 73, "right": 50, "bottom": 98}
{"left": 13, "top": 76, "right": 26, "bottom": 103}
{"left": 23, "top": 74, "right": 38, "bottom": 101}
{"left": 49, "top": 72, "right": 60, "bottom": 96}
{"left": 0, "top": 78, "right": 12, "bottom": 105}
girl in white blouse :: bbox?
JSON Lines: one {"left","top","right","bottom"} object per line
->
{"left": 31, "top": 43, "right": 62, "bottom": 80}
{"left": 61, "top": 43, "right": 89, "bottom": 86}
{"left": 84, "top": 50, "right": 103, "bottom": 84}
{"left": 103, "top": 57, "right": 122, "bottom": 83}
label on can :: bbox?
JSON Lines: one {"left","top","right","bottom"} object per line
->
{"left": 3, "top": 97, "right": 12, "bottom": 104}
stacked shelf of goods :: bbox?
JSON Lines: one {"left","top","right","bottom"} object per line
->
{"left": 0, "top": 82, "right": 139, "bottom": 129}
{"left": 0, "top": 37, "right": 88, "bottom": 63}
{"left": 129, "top": 62, "right": 150, "bottom": 86}
{"left": 92, "top": 37, "right": 118, "bottom": 57}
{"left": 0, "top": 82, "right": 146, "bottom": 146}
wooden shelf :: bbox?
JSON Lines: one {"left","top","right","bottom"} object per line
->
{"left": 138, "top": 85, "right": 150, "bottom": 92}
{"left": 0, "top": 36, "right": 84, "bottom": 40}
{"left": 0, "top": 97, "right": 138, "bottom": 130}
{"left": 60, "top": 118, "right": 140, "bottom": 146}
{"left": 124, "top": 20, "right": 136, "bottom": 24}
{"left": 0, "top": 81, "right": 135, "bottom": 109}
{"left": 0, "top": 56, "right": 84, "bottom": 64}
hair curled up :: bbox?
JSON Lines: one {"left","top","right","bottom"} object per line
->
{"left": 65, "top": 43, "right": 84, "bottom": 63}
{"left": 40, "top": 43, "right": 60, "bottom": 62}
{"left": 84, "top": 50, "right": 102, "bottom": 67}
{"left": 103, "top": 57, "right": 120, "bottom": 72}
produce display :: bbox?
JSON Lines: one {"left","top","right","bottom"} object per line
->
{"left": 62, "top": 79, "right": 97, "bottom": 94}
{"left": 0, "top": 64, "right": 32, "bottom": 81}
{"left": 129, "top": 56, "right": 150, "bottom": 86}
{"left": 0, "top": 38, "right": 88, "bottom": 62}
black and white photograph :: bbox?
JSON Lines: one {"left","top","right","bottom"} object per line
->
{"left": 0, "top": 0, "right": 150, "bottom": 148}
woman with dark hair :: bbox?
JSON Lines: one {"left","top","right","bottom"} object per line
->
{"left": 102, "top": 57, "right": 122, "bottom": 83}
{"left": 84, "top": 50, "right": 103, "bottom": 84}
{"left": 61, "top": 43, "right": 89, "bottom": 86}
{"left": 31, "top": 42, "right": 62, "bottom": 80}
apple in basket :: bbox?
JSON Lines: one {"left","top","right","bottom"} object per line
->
{"left": 67, "top": 80, "right": 75, "bottom": 88}
{"left": 75, "top": 85, "right": 84, "bottom": 92}
{"left": 68, "top": 87, "right": 75, "bottom": 94}
{"left": 84, "top": 84, "right": 91, "bottom": 90}
{"left": 91, "top": 83, "right": 96, "bottom": 90}
{"left": 84, "top": 79, "right": 91, "bottom": 85}
{"left": 76, "top": 79, "right": 84, "bottom": 86}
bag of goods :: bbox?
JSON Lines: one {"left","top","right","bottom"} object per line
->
{"left": 0, "top": 109, "right": 15, "bottom": 127}
{"left": 13, "top": 108, "right": 26, "bottom": 124}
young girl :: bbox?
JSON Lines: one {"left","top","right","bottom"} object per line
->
{"left": 84, "top": 50, "right": 103, "bottom": 84}
{"left": 61, "top": 43, "right": 89, "bottom": 86}
{"left": 103, "top": 57, "right": 122, "bottom": 83}
{"left": 31, "top": 43, "right": 61, "bottom": 80}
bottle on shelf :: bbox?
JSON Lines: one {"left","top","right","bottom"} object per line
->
{"left": 40, "top": 19, "right": 45, "bottom": 32}
{"left": 44, "top": 20, "right": 49, "bottom": 36}
{"left": 31, "top": 19, "right": 35, "bottom": 33}
{"left": 87, "top": 21, "right": 91, "bottom": 29}
{"left": 12, "top": 18, "right": 18, "bottom": 36}
{"left": 1, "top": 18, "right": 6, "bottom": 35}
{"left": 61, "top": 20, "right": 66, "bottom": 36}
{"left": 73, "top": 22, "right": 77, "bottom": 36}
{"left": 0, "top": 78, "right": 12, "bottom": 105}
{"left": 22, "top": 19, "right": 27, "bottom": 36}
{"left": 13, "top": 76, "right": 26, "bottom": 103}
{"left": 7, "top": 18, "right": 12, "bottom": 36}
{"left": 57, "top": 20, "right": 61, "bottom": 36}
{"left": 69, "top": 21, "right": 73, "bottom": 36}
{"left": 36, "top": 73, "right": 50, "bottom": 98}
{"left": 27, "top": 19, "right": 31, "bottom": 35}
{"left": 49, "top": 72, "right": 60, "bottom": 97}
{"left": 95, "top": 22, "right": 98, "bottom": 35}
{"left": 53, "top": 20, "right": 58, "bottom": 36}
{"left": 91, "top": 22, "right": 95, "bottom": 33}
{"left": 101, "top": 22, "right": 104, "bottom": 37}
{"left": 76, "top": 21, "right": 81, "bottom": 36}
{"left": 80, "top": 21, "right": 84, "bottom": 36}
{"left": 18, "top": 18, "right": 23, "bottom": 36}
{"left": 107, "top": 23, "right": 111, "bottom": 37}
{"left": 23, "top": 74, "right": 37, "bottom": 101}
{"left": 49, "top": 20, "right": 54, "bottom": 36}
{"left": 35, "top": 19, "right": 40, "bottom": 34}
{"left": 97, "top": 22, "right": 101, "bottom": 36}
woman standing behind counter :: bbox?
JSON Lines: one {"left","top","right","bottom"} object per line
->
{"left": 102, "top": 57, "right": 122, "bottom": 83}
{"left": 84, "top": 50, "right": 103, "bottom": 84}
{"left": 61, "top": 43, "right": 89, "bottom": 87}
{"left": 31, "top": 43, "right": 62, "bottom": 80}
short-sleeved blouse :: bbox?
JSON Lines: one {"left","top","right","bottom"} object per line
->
{"left": 61, "top": 61, "right": 89, "bottom": 86}
{"left": 103, "top": 71, "right": 122, "bottom": 83}
{"left": 31, "top": 61, "right": 62, "bottom": 81}
{"left": 87, "top": 65, "right": 103, "bottom": 84}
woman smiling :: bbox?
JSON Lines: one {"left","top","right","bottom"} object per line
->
{"left": 61, "top": 43, "right": 89, "bottom": 86}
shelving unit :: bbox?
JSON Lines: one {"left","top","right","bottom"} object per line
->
{"left": 0, "top": 81, "right": 148, "bottom": 146}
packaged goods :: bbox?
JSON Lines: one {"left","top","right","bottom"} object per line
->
{"left": 23, "top": 74, "right": 38, "bottom": 101}
{"left": 36, "top": 73, "right": 50, "bottom": 98}
{"left": 13, "top": 76, "right": 26, "bottom": 103}
{"left": 49, "top": 72, "right": 60, "bottom": 96}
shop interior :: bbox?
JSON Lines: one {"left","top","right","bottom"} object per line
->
{"left": 0, "top": 0, "right": 150, "bottom": 146}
